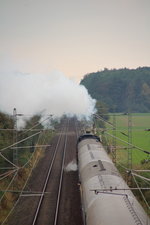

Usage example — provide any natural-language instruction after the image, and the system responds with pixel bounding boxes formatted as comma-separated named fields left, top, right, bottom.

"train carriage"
left=77, top=134, right=150, bottom=225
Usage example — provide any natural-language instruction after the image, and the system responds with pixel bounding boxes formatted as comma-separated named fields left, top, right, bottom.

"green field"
left=106, top=113, right=150, bottom=167
left=103, top=113, right=150, bottom=212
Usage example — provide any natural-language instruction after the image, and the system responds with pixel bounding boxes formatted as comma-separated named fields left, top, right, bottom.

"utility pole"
left=13, top=108, right=18, bottom=166
left=112, top=114, right=116, bottom=164
left=128, top=112, right=132, bottom=169
left=127, top=112, right=132, bottom=184
left=13, top=108, right=23, bottom=166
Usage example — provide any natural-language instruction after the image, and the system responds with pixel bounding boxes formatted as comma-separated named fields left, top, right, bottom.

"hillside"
left=80, top=67, right=150, bottom=112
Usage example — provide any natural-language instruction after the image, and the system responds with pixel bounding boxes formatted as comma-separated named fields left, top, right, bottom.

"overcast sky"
left=0, top=0, right=150, bottom=81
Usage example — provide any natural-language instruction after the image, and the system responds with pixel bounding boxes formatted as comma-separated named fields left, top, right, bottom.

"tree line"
left=80, top=67, right=150, bottom=112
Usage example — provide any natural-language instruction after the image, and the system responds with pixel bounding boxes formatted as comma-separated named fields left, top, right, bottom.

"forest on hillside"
left=80, top=67, right=150, bottom=112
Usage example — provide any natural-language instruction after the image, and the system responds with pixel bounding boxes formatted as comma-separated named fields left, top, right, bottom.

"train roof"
left=77, top=134, right=100, bottom=144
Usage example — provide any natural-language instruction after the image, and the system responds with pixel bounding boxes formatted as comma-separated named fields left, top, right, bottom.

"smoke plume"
left=0, top=69, right=96, bottom=121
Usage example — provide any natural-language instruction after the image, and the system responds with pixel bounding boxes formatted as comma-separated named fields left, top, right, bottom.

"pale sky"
left=0, top=0, right=150, bottom=81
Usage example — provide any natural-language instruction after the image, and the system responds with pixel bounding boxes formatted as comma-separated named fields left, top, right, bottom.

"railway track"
left=5, top=118, right=83, bottom=225
left=55, top=118, right=82, bottom=225
left=32, top=119, right=69, bottom=225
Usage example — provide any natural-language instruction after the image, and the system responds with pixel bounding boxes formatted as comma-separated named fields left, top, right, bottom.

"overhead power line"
left=132, top=174, right=150, bottom=210
left=1, top=130, right=48, bottom=225
left=131, top=172, right=150, bottom=182
left=0, top=131, right=42, bottom=152
left=20, top=115, right=52, bottom=136
left=0, top=169, right=17, bottom=181
left=105, top=132, right=150, bottom=155
left=11, top=145, right=51, bottom=149
left=0, top=128, right=50, bottom=131
left=0, top=152, right=19, bottom=168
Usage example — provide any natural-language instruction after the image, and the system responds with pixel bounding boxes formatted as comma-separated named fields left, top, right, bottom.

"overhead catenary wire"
left=19, top=115, right=52, bottom=136
left=20, top=131, right=46, bottom=169
left=0, top=129, right=46, bottom=182
left=0, top=123, right=51, bottom=172
left=95, top=113, right=150, bottom=155
left=131, top=172, right=150, bottom=182
left=95, top=113, right=148, bottom=155
left=0, top=131, right=42, bottom=152
left=105, top=131, right=150, bottom=155
left=132, top=174, right=150, bottom=210
left=104, top=128, right=150, bottom=132
left=134, top=176, right=150, bottom=187
left=109, top=144, right=150, bottom=191
left=0, top=152, right=19, bottom=168
left=0, top=115, right=54, bottom=224
left=116, top=161, right=129, bottom=171
left=11, top=145, right=51, bottom=149
left=0, top=128, right=50, bottom=131
left=133, top=170, right=150, bottom=172
left=0, top=169, right=17, bottom=181
left=90, top=187, right=150, bottom=192
left=95, top=112, right=150, bottom=209
left=0, top=113, right=52, bottom=133
left=1, top=128, right=49, bottom=225
left=17, top=126, right=50, bottom=170
left=94, top=114, right=114, bottom=127
left=0, top=189, right=52, bottom=194
left=96, top=113, right=150, bottom=176
left=0, top=170, right=19, bottom=203
left=2, top=187, right=150, bottom=195
left=0, top=167, right=15, bottom=170
left=0, top=124, right=48, bottom=179
left=94, top=113, right=150, bottom=117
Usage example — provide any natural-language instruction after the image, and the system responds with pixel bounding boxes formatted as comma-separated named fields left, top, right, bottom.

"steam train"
left=77, top=133, right=149, bottom=225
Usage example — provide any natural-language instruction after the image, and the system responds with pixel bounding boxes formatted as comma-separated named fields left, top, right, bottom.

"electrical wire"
left=0, top=170, right=18, bottom=203
left=11, top=145, right=51, bottom=149
left=0, top=153, right=19, bottom=168
left=131, top=172, right=150, bottom=182
left=96, top=113, right=150, bottom=175
left=105, top=131, right=150, bottom=155
left=1, top=128, right=50, bottom=224
left=0, top=117, right=53, bottom=224
left=20, top=132, right=44, bottom=169
left=19, top=115, right=51, bottom=136
left=132, top=174, right=150, bottom=210
left=94, top=114, right=114, bottom=127
left=0, top=131, right=41, bottom=152
left=0, top=170, right=17, bottom=181
left=95, top=113, right=150, bottom=154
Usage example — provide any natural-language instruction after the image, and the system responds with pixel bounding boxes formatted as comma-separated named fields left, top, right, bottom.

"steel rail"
left=75, top=118, right=81, bottom=140
left=53, top=120, right=69, bottom=225
left=31, top=125, right=66, bottom=225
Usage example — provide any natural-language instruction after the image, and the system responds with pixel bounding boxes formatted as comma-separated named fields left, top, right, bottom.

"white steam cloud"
left=65, top=160, right=78, bottom=172
left=0, top=70, right=96, bottom=120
